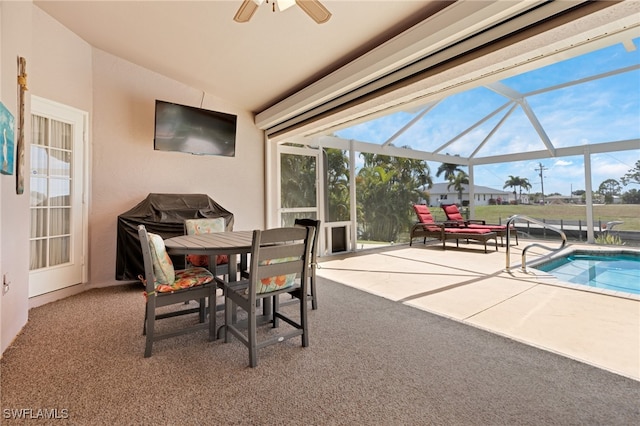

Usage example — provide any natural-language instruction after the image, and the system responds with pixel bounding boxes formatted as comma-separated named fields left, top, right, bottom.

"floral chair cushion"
left=256, top=257, right=298, bottom=294
left=156, top=267, right=213, bottom=293
left=186, top=254, right=229, bottom=267
left=184, top=217, right=226, bottom=235
left=147, top=232, right=213, bottom=292
left=184, top=218, right=229, bottom=267
left=148, top=232, right=175, bottom=285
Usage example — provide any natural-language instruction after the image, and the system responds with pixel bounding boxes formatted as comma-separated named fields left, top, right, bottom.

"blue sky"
left=336, top=37, right=640, bottom=196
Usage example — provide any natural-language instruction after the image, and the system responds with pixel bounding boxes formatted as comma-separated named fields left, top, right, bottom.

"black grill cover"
left=116, top=193, right=234, bottom=280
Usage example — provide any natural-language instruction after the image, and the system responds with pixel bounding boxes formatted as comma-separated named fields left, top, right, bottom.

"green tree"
left=621, top=189, right=640, bottom=204
left=436, top=161, right=464, bottom=181
left=356, top=151, right=431, bottom=242
left=504, top=175, right=519, bottom=198
left=447, top=171, right=469, bottom=203
left=517, top=177, right=532, bottom=202
left=325, top=148, right=350, bottom=222
left=620, top=160, right=640, bottom=186
left=280, top=153, right=316, bottom=208
left=598, top=179, right=622, bottom=204
left=503, top=175, right=530, bottom=203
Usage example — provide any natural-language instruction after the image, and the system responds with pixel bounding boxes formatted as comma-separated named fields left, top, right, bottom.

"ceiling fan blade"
left=234, top=0, right=259, bottom=23
left=295, top=0, right=331, bottom=24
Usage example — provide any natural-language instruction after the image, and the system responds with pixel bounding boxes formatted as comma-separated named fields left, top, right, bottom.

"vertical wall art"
left=0, top=102, right=15, bottom=175
left=16, top=56, right=28, bottom=194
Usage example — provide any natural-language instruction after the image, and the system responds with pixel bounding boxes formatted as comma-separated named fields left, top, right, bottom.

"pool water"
left=535, top=251, right=640, bottom=295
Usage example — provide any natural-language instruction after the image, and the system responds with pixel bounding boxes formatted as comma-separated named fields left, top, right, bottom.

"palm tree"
left=325, top=148, right=350, bottom=222
left=447, top=171, right=469, bottom=203
left=281, top=153, right=316, bottom=208
left=503, top=175, right=520, bottom=202
left=503, top=176, right=531, bottom=204
left=519, top=178, right=532, bottom=202
left=436, top=162, right=464, bottom=181
left=356, top=151, right=431, bottom=241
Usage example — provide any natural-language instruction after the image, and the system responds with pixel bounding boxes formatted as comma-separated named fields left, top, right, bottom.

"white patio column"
left=349, top=139, right=357, bottom=251
left=468, top=165, right=475, bottom=219
left=584, top=148, right=595, bottom=243
left=266, top=134, right=276, bottom=228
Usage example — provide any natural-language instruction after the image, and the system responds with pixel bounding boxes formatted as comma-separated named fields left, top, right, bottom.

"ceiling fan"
left=234, top=0, right=332, bottom=24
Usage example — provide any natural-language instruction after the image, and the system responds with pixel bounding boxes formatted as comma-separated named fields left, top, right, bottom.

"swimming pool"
left=533, top=250, right=640, bottom=296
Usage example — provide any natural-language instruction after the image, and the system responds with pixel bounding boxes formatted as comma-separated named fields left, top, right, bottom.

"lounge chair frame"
left=441, top=204, right=518, bottom=246
left=409, top=222, right=498, bottom=253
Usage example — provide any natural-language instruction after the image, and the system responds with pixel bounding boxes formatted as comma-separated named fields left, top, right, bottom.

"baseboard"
left=28, top=283, right=88, bottom=309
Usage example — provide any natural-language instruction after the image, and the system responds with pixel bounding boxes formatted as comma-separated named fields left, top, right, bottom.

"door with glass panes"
left=29, top=97, right=87, bottom=297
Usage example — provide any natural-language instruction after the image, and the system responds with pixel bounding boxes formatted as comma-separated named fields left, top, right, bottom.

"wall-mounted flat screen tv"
left=154, top=100, right=237, bottom=157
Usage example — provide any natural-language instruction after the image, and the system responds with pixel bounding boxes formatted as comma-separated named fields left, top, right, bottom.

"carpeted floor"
left=1, top=278, right=639, bottom=425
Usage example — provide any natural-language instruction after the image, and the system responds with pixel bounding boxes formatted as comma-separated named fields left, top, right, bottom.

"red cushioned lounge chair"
left=441, top=204, right=518, bottom=247
left=410, top=204, right=498, bottom=253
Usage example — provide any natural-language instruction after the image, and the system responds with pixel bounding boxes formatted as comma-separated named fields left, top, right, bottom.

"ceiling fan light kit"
left=234, top=0, right=331, bottom=24
left=271, top=0, right=297, bottom=12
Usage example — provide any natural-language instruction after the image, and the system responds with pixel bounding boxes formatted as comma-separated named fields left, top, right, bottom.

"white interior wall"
left=0, top=0, right=33, bottom=354
left=89, top=49, right=265, bottom=288
left=1, top=1, right=265, bottom=354
left=25, top=2, right=92, bottom=308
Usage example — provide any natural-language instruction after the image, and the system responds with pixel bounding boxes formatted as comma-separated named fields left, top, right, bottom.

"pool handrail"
left=605, top=220, right=623, bottom=232
left=505, top=214, right=567, bottom=272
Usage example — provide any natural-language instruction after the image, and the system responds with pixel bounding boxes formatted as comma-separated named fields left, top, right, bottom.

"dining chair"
left=138, top=224, right=217, bottom=357
left=282, top=218, right=321, bottom=310
left=184, top=217, right=230, bottom=276
left=215, top=226, right=313, bottom=367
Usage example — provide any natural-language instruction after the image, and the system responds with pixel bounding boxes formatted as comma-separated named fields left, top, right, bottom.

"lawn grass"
left=455, top=204, right=640, bottom=231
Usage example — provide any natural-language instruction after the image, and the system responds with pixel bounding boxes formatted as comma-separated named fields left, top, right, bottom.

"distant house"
left=546, top=194, right=576, bottom=204
left=425, top=183, right=513, bottom=206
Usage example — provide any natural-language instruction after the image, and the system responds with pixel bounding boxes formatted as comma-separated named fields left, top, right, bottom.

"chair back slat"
left=257, top=241, right=307, bottom=262
left=255, top=260, right=305, bottom=280
left=256, top=226, right=309, bottom=244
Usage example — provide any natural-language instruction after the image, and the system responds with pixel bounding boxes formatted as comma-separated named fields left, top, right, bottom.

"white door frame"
left=277, top=144, right=323, bottom=222
left=29, top=96, right=89, bottom=297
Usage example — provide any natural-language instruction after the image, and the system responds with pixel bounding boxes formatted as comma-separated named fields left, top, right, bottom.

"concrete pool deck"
left=316, top=239, right=640, bottom=381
